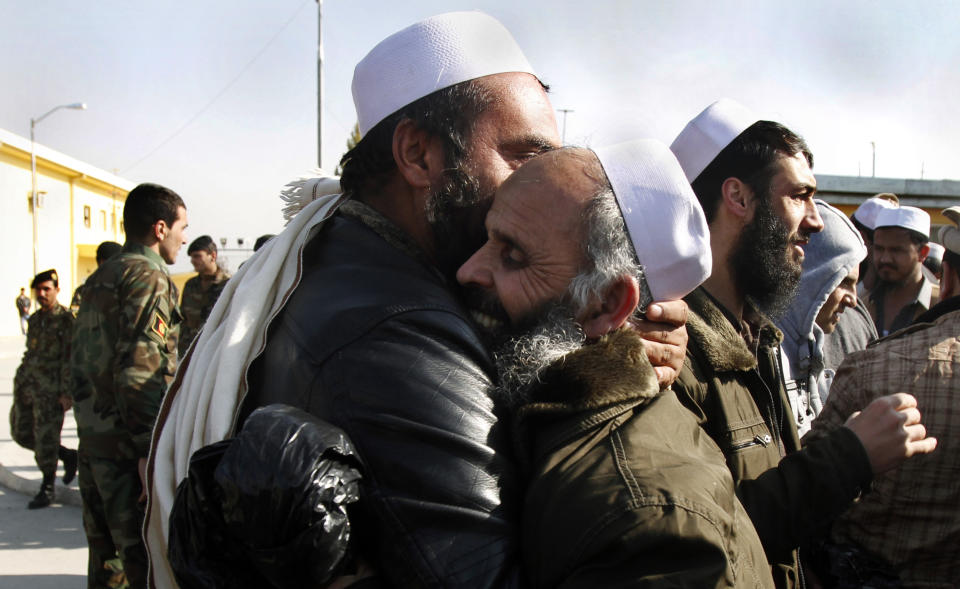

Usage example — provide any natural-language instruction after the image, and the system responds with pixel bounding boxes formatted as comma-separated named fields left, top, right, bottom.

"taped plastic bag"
left=168, top=404, right=363, bottom=588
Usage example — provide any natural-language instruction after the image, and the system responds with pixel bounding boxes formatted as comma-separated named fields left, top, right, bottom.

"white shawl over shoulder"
left=145, top=174, right=344, bottom=589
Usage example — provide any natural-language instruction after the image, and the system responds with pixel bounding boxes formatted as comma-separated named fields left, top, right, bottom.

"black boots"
left=28, top=473, right=55, bottom=509
left=27, top=448, right=77, bottom=509
left=59, top=445, right=78, bottom=484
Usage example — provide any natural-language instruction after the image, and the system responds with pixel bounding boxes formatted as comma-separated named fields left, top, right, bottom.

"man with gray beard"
left=149, top=12, right=691, bottom=588
left=668, top=99, right=937, bottom=589
left=458, top=142, right=774, bottom=588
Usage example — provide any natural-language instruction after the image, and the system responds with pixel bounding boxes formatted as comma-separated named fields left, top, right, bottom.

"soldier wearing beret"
left=72, top=183, right=186, bottom=587
left=11, top=269, right=78, bottom=509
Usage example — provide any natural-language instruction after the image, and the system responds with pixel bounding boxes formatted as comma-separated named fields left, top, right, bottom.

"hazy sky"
left=3, top=1, right=959, bottom=272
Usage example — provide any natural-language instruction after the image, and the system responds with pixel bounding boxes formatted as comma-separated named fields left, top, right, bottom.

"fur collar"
left=517, top=328, right=659, bottom=418
left=685, top=287, right=782, bottom=373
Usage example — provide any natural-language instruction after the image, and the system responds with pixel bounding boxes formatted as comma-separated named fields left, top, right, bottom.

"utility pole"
left=558, top=108, right=574, bottom=145
left=317, top=0, right=324, bottom=169
left=870, top=141, right=876, bottom=177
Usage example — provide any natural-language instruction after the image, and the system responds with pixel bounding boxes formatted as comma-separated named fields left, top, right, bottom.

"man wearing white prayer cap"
left=850, top=193, right=899, bottom=293
left=667, top=99, right=935, bottom=589
left=457, top=142, right=774, bottom=587
left=868, top=205, right=935, bottom=335
left=150, top=11, right=689, bottom=588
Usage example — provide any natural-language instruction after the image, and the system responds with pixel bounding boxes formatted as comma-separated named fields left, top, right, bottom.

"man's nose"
left=456, top=246, right=493, bottom=288
left=845, top=289, right=857, bottom=309
left=802, top=199, right=824, bottom=233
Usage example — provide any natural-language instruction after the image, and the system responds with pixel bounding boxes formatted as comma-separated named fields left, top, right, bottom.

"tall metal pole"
left=30, top=119, right=39, bottom=277
left=871, top=141, right=876, bottom=177
left=558, top=108, right=574, bottom=145
left=29, top=102, right=87, bottom=278
left=317, top=0, right=324, bottom=169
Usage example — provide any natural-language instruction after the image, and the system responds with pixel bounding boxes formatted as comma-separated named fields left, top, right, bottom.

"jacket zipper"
left=729, top=434, right=772, bottom=451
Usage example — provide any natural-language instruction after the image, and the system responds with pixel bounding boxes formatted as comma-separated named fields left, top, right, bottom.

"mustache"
left=460, top=286, right=510, bottom=324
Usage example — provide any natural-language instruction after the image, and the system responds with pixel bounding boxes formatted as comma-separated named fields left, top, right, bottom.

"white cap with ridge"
left=352, top=11, right=536, bottom=137
left=940, top=206, right=960, bottom=255
left=670, top=98, right=758, bottom=182
left=852, top=196, right=898, bottom=230
left=875, top=205, right=930, bottom=238
left=593, top=139, right=712, bottom=303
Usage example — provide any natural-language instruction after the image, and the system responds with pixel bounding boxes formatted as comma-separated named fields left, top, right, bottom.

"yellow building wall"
left=0, top=128, right=133, bottom=335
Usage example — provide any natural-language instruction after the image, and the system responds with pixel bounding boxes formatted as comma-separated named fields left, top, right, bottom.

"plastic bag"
left=168, top=403, right=364, bottom=588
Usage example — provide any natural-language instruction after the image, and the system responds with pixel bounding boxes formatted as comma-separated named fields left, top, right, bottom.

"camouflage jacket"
left=72, top=242, right=182, bottom=459
left=15, top=303, right=74, bottom=400
left=70, top=283, right=85, bottom=314
left=178, top=268, right=229, bottom=356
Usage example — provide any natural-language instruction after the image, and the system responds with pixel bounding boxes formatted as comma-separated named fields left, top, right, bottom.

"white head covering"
left=875, top=205, right=930, bottom=238
left=852, top=196, right=898, bottom=230
left=939, top=206, right=960, bottom=255
left=670, top=98, right=758, bottom=182
left=926, top=242, right=945, bottom=263
left=352, top=11, right=536, bottom=136
left=593, top=139, right=712, bottom=303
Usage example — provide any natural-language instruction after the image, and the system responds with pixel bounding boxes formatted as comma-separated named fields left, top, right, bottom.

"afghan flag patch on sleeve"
left=151, top=313, right=168, bottom=340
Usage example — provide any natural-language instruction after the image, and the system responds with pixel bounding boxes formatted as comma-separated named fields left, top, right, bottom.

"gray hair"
left=567, top=187, right=652, bottom=316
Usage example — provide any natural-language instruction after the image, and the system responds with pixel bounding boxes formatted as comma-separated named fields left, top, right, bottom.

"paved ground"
left=0, top=334, right=87, bottom=587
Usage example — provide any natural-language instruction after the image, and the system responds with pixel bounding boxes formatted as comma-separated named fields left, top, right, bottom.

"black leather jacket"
left=241, top=204, right=522, bottom=588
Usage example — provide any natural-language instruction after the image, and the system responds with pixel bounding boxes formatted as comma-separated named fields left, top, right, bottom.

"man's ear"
left=151, top=219, right=168, bottom=243
left=392, top=119, right=445, bottom=190
left=580, top=275, right=640, bottom=339
left=917, top=243, right=930, bottom=263
left=720, top=177, right=752, bottom=221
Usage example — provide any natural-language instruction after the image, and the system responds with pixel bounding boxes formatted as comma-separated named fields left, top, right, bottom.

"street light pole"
left=30, top=102, right=87, bottom=276
left=557, top=108, right=574, bottom=145
left=317, top=0, right=324, bottom=169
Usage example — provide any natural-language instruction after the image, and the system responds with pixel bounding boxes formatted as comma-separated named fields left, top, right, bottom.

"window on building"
left=83, top=206, right=91, bottom=228
left=100, top=210, right=107, bottom=230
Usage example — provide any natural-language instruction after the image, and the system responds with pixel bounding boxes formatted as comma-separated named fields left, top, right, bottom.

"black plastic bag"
left=168, top=404, right=364, bottom=589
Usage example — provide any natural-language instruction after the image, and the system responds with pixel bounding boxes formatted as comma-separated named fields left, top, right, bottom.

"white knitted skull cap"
left=352, top=11, right=536, bottom=136
left=593, top=139, right=712, bottom=302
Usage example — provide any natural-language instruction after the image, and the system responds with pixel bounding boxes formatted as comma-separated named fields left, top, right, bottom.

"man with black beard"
left=459, top=142, right=775, bottom=588
left=147, top=12, right=689, bottom=588
left=667, top=99, right=936, bottom=589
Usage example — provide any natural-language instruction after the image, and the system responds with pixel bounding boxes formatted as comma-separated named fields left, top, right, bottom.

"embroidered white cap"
left=875, top=205, right=930, bottom=238
left=352, top=11, right=536, bottom=137
left=939, top=206, right=960, bottom=255
left=670, top=98, right=758, bottom=183
left=852, top=196, right=898, bottom=230
left=593, top=139, right=712, bottom=303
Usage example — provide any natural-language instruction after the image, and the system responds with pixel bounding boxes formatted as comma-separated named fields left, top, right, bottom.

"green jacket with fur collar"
left=517, top=328, right=774, bottom=588
left=673, top=287, right=873, bottom=589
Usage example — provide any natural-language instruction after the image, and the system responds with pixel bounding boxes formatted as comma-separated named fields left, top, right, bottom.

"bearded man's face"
left=731, top=152, right=822, bottom=317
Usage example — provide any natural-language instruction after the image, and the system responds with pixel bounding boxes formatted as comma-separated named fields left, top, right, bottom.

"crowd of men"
left=9, top=9, right=959, bottom=589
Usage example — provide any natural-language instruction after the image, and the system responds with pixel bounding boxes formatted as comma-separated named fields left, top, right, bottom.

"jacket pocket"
left=722, top=418, right=778, bottom=481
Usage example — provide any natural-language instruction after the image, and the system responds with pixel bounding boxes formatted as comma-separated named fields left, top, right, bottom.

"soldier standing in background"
left=10, top=269, right=78, bottom=509
left=72, top=183, right=186, bottom=588
left=71, top=241, right=123, bottom=314
left=178, top=235, right=229, bottom=356
left=16, top=287, right=31, bottom=334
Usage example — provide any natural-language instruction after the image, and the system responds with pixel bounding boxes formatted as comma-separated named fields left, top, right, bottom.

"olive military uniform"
left=72, top=243, right=181, bottom=588
left=10, top=301, right=75, bottom=488
left=177, top=267, right=228, bottom=356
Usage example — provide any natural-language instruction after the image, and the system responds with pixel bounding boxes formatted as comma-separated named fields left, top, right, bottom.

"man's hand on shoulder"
left=635, top=300, right=688, bottom=388
left=844, top=393, right=938, bottom=475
